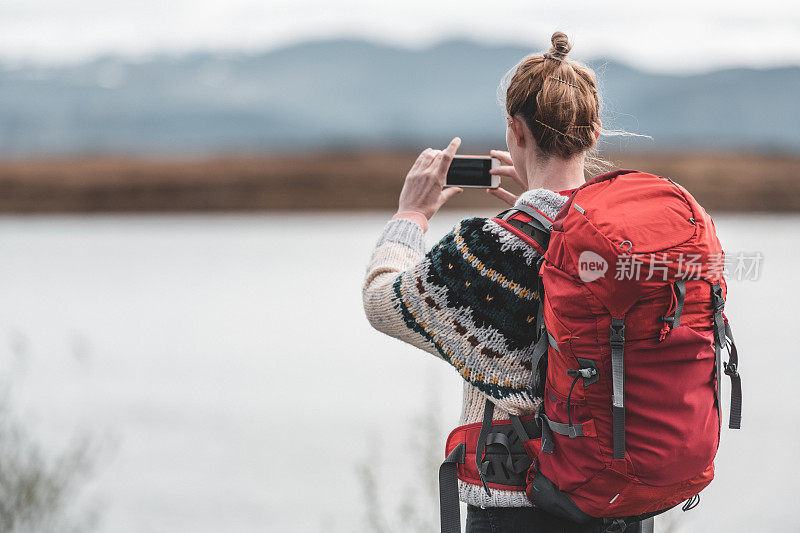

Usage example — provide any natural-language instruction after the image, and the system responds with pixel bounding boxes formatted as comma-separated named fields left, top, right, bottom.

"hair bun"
left=544, top=31, right=572, bottom=61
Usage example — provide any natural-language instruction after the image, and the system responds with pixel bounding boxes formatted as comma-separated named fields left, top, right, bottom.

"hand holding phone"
left=486, top=149, right=528, bottom=206
left=397, top=138, right=464, bottom=220
left=445, top=156, right=500, bottom=189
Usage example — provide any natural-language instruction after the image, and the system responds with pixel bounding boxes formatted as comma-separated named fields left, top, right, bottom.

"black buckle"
left=724, top=361, right=739, bottom=378
left=604, top=518, right=628, bottom=533
left=534, top=402, right=545, bottom=427
left=609, top=321, right=625, bottom=348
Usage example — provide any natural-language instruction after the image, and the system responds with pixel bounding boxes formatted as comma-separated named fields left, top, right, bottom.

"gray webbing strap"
left=547, top=331, right=560, bottom=352
left=710, top=283, right=742, bottom=430
left=509, top=414, right=530, bottom=443
left=641, top=517, right=655, bottom=533
left=535, top=401, right=587, bottom=456
left=439, top=442, right=465, bottom=533
left=610, top=318, right=626, bottom=460
left=711, top=284, right=726, bottom=348
left=509, top=203, right=553, bottom=233
left=672, top=280, right=686, bottom=327
left=499, top=206, right=551, bottom=250
left=475, top=399, right=495, bottom=496
left=539, top=413, right=585, bottom=439
left=714, top=338, right=723, bottom=432
left=531, top=333, right=549, bottom=374
left=535, top=402, right=554, bottom=455
left=530, top=298, right=548, bottom=394
left=497, top=207, right=517, bottom=221
left=724, top=322, right=742, bottom=429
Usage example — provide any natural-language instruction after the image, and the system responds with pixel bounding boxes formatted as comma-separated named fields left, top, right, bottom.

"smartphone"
left=446, top=155, right=500, bottom=189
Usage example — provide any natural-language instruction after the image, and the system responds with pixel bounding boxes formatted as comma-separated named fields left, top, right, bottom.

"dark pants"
left=465, top=505, right=642, bottom=533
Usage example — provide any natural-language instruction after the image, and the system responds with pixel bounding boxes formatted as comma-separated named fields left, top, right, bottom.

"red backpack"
left=439, top=170, right=742, bottom=533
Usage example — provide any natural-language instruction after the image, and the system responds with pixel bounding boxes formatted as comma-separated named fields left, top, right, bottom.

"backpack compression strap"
left=609, top=318, right=627, bottom=461
left=439, top=443, right=465, bottom=533
left=711, top=284, right=742, bottom=429
left=475, top=399, right=496, bottom=495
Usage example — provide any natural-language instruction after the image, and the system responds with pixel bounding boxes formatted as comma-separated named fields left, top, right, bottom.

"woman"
left=362, top=32, right=637, bottom=532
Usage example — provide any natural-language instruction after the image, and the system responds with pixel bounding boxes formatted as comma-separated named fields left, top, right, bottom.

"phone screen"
left=446, top=157, right=493, bottom=187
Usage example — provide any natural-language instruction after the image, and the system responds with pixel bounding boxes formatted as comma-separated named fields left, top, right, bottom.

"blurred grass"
left=0, top=389, right=99, bottom=533
left=0, top=151, right=797, bottom=212
left=356, top=386, right=446, bottom=533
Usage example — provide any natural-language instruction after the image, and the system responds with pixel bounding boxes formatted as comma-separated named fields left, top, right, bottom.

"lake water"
left=0, top=211, right=796, bottom=532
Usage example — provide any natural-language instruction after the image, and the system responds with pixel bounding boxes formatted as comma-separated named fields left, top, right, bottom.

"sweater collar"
left=515, top=188, right=570, bottom=220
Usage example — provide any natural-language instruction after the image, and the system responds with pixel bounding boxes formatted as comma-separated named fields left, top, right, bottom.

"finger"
left=490, top=150, right=513, bottom=166
left=486, top=187, right=518, bottom=206
left=443, top=137, right=461, bottom=158
left=423, top=149, right=444, bottom=171
left=434, top=137, right=462, bottom=176
left=416, top=148, right=434, bottom=165
left=440, top=186, right=463, bottom=203
left=411, top=148, right=436, bottom=173
left=489, top=149, right=512, bottom=166
left=490, top=167, right=526, bottom=190
left=489, top=166, right=518, bottom=179
left=409, top=151, right=428, bottom=174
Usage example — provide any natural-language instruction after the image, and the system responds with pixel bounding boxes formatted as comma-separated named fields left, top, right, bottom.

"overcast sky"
left=2, top=0, right=799, bottom=73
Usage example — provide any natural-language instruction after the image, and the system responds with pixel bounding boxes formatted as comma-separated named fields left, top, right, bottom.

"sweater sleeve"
left=362, top=189, right=569, bottom=414
left=362, top=216, right=543, bottom=413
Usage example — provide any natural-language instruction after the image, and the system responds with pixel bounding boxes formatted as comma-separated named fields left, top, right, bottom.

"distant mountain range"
left=1, top=39, right=798, bottom=157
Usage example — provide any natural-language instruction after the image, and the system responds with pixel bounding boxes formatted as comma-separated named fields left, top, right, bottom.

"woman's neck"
left=525, top=152, right=586, bottom=192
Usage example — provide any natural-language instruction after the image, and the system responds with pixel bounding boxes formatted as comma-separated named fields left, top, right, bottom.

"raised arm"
left=362, top=140, right=568, bottom=414
left=363, top=213, right=544, bottom=414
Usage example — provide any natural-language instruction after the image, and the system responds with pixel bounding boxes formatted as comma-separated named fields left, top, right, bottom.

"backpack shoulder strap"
left=494, top=205, right=552, bottom=253
left=494, top=205, right=553, bottom=396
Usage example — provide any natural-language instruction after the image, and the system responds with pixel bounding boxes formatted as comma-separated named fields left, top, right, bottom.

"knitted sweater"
left=362, top=188, right=570, bottom=509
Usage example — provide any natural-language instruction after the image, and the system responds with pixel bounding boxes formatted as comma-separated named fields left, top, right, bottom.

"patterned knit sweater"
left=362, top=188, right=570, bottom=509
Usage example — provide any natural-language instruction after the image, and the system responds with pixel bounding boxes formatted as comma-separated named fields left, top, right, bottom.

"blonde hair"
left=499, top=31, right=611, bottom=175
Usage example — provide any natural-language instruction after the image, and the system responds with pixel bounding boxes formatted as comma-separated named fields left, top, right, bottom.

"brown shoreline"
left=0, top=151, right=797, bottom=213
